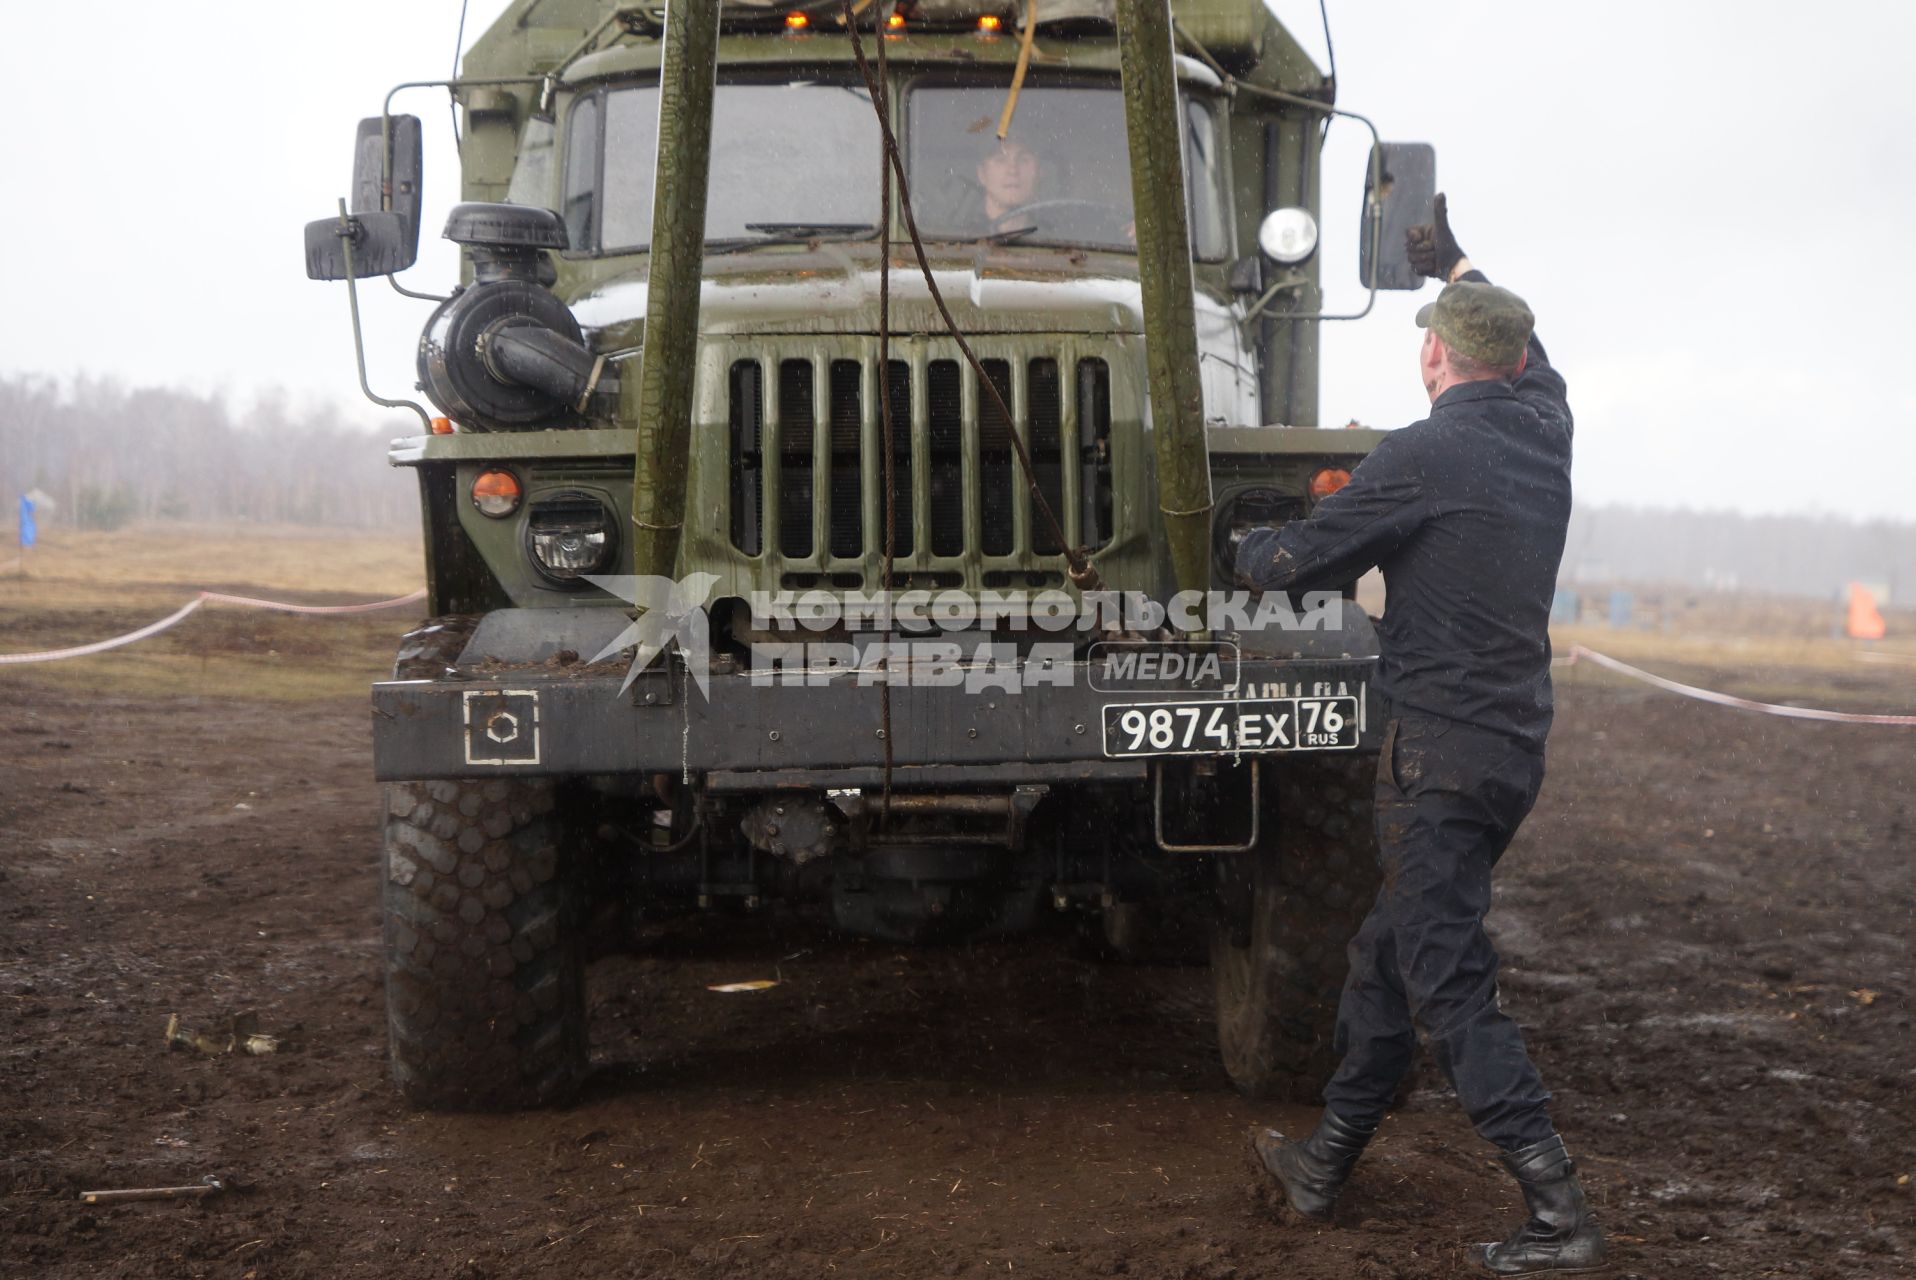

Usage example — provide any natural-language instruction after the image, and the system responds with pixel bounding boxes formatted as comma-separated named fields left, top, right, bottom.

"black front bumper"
left=370, top=656, right=1383, bottom=782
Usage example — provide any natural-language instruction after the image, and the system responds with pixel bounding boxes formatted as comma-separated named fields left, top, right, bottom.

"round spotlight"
left=1257, top=207, right=1319, bottom=265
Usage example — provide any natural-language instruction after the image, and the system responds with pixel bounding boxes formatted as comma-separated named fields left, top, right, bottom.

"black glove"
left=1405, top=192, right=1466, bottom=281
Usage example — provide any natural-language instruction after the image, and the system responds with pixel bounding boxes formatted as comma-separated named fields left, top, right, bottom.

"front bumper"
left=370, top=655, right=1384, bottom=783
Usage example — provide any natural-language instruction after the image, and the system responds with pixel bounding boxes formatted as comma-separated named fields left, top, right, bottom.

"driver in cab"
left=977, top=137, right=1042, bottom=232
left=952, top=133, right=1133, bottom=244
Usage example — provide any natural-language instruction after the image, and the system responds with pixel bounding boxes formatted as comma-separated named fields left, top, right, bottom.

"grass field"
left=0, top=523, right=423, bottom=700
left=3, top=523, right=1911, bottom=712
left=1551, top=623, right=1916, bottom=712
left=3, top=522, right=422, bottom=598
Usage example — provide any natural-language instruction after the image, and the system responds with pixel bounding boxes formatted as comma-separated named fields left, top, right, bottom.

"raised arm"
left=1409, top=195, right=1571, bottom=439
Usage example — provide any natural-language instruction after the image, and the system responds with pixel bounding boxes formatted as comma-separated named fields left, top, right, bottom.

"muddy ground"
left=2, top=654, right=1912, bottom=1278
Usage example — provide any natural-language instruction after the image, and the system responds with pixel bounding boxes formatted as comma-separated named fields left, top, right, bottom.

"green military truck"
left=305, top=0, right=1434, bottom=1110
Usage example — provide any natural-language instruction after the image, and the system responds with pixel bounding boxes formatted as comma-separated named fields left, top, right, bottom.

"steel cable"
left=875, top=2, right=897, bottom=819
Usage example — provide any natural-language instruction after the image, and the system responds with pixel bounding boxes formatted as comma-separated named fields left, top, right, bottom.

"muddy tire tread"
left=382, top=776, right=586, bottom=1110
left=1213, top=755, right=1381, bottom=1102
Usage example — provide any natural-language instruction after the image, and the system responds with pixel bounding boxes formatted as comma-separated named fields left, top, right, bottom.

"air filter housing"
left=418, top=203, right=614, bottom=431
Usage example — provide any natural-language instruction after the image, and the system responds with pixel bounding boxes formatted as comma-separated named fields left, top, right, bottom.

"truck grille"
left=726, top=347, right=1114, bottom=582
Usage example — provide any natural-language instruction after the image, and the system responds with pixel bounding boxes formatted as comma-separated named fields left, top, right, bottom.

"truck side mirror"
left=350, top=114, right=424, bottom=273
left=1358, top=142, right=1435, bottom=291
left=303, top=210, right=417, bottom=281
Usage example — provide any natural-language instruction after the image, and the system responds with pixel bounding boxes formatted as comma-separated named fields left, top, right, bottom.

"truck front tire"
left=1211, top=756, right=1380, bottom=1101
left=381, top=777, right=587, bottom=1110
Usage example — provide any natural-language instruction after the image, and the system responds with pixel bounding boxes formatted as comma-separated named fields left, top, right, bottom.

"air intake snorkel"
left=417, top=203, right=617, bottom=431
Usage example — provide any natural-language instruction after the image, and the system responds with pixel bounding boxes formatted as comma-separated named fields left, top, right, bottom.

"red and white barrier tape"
left=1558, top=643, right=1916, bottom=726
left=0, top=588, right=427, bottom=666
left=195, top=589, right=427, bottom=616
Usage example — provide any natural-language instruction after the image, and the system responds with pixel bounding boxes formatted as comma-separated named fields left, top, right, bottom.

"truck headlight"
left=525, top=492, right=616, bottom=583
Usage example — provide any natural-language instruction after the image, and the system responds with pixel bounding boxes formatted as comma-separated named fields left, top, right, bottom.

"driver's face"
left=977, top=139, right=1040, bottom=213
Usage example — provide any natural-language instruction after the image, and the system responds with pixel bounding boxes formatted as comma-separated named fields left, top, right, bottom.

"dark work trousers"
left=1320, top=711, right=1556, bottom=1152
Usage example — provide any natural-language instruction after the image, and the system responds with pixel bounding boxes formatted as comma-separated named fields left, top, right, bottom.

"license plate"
left=1101, top=696, right=1360, bottom=757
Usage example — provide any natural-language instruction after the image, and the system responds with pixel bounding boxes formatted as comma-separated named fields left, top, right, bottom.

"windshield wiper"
left=704, top=223, right=879, bottom=253
left=742, top=221, right=877, bottom=239
left=981, top=224, right=1040, bottom=244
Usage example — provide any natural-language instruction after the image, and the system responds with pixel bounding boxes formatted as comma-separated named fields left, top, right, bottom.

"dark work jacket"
left=1234, top=271, right=1573, bottom=751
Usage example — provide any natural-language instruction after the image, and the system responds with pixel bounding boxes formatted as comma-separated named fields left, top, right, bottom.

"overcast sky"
left=2, top=2, right=1911, bottom=520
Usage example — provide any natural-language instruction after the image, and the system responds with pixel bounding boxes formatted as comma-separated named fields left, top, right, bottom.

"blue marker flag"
left=18, top=495, right=34, bottom=548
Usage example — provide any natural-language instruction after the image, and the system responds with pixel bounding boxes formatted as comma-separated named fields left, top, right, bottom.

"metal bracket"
left=1007, top=784, right=1048, bottom=850
left=627, top=659, right=677, bottom=707
left=331, top=200, right=432, bottom=430
left=1153, top=759, right=1260, bottom=853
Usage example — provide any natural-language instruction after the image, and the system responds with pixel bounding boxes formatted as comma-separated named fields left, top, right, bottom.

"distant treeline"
left=4, top=373, right=1910, bottom=600
left=0, top=374, right=417, bottom=530
left=1564, top=506, right=1913, bottom=603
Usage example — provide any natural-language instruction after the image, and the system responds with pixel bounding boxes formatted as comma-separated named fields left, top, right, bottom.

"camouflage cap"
left=1414, top=281, right=1534, bottom=369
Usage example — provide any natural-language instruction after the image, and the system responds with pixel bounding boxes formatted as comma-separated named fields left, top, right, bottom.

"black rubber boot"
left=1481, top=1135, right=1610, bottom=1275
left=1249, top=1111, right=1377, bottom=1220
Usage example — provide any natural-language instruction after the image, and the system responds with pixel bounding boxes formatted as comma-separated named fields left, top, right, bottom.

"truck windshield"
left=567, top=77, right=1227, bottom=259
left=586, top=81, right=884, bottom=252
left=906, top=83, right=1228, bottom=259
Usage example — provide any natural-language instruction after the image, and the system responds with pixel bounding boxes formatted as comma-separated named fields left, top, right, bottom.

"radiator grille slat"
left=977, top=359, right=1016, bottom=556
left=883, top=360, right=914, bottom=559
left=927, top=360, right=965, bottom=558
left=1028, top=358, right=1064, bottom=555
left=777, top=359, right=815, bottom=558
left=828, top=359, right=863, bottom=558
left=727, top=350, right=1114, bottom=570
left=1078, top=357, right=1113, bottom=552
left=728, top=361, right=763, bottom=556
